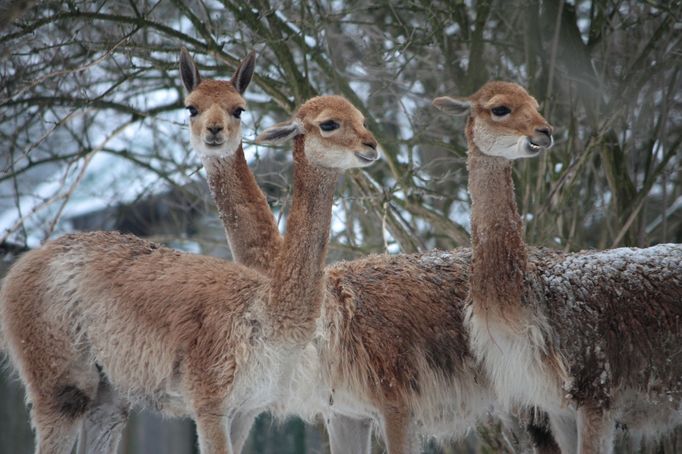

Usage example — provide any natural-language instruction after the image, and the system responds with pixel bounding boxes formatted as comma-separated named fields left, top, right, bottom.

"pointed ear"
left=180, top=47, right=201, bottom=93
left=255, top=119, right=304, bottom=145
left=231, top=51, right=256, bottom=95
left=432, top=96, right=471, bottom=116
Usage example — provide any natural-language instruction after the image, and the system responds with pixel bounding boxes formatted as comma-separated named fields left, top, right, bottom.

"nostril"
left=363, top=141, right=377, bottom=150
left=208, top=126, right=223, bottom=135
left=536, top=127, right=552, bottom=137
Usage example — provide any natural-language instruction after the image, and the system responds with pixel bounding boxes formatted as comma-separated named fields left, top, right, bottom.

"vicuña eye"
left=186, top=106, right=198, bottom=117
left=491, top=106, right=511, bottom=116
left=319, top=120, right=340, bottom=132
left=233, top=107, right=245, bottom=119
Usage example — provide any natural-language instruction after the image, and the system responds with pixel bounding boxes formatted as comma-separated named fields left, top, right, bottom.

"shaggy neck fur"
left=268, top=135, right=339, bottom=344
left=202, top=143, right=283, bottom=276
left=467, top=120, right=528, bottom=322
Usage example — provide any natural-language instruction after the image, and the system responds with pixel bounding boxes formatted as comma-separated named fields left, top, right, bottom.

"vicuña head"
left=433, top=81, right=553, bottom=159
left=179, top=47, right=255, bottom=158
left=255, top=95, right=380, bottom=169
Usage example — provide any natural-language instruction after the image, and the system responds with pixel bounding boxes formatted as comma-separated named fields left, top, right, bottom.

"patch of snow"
left=418, top=250, right=456, bottom=266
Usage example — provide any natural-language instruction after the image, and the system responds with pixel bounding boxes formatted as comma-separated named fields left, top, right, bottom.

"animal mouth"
left=527, top=140, right=543, bottom=153
left=526, top=136, right=553, bottom=154
left=354, top=151, right=378, bottom=163
left=526, top=134, right=553, bottom=154
left=204, top=139, right=225, bottom=147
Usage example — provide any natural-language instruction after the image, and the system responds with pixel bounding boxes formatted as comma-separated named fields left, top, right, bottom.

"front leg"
left=381, top=404, right=419, bottom=454
left=577, top=405, right=614, bottom=454
left=230, top=409, right=261, bottom=453
left=326, top=413, right=373, bottom=454
left=196, top=410, right=232, bottom=454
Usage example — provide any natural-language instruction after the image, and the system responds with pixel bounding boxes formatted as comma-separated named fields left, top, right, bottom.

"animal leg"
left=32, top=399, right=83, bottom=454
left=381, top=406, right=419, bottom=454
left=509, top=408, right=560, bottom=454
left=230, top=409, right=260, bottom=453
left=5, top=308, right=98, bottom=453
left=28, top=366, right=98, bottom=454
left=577, top=405, right=614, bottom=454
left=77, top=382, right=129, bottom=454
left=196, top=410, right=232, bottom=454
left=326, top=413, right=372, bottom=454
left=548, top=412, right=578, bottom=454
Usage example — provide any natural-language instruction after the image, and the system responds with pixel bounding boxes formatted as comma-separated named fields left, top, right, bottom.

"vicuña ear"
left=180, top=47, right=201, bottom=93
left=231, top=51, right=256, bottom=95
left=432, top=96, right=471, bottom=116
left=255, top=119, right=304, bottom=145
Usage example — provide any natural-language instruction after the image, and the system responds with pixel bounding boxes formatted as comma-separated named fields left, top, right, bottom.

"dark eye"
left=233, top=107, right=245, bottom=119
left=186, top=106, right=198, bottom=117
left=319, top=120, right=340, bottom=132
left=491, top=106, right=511, bottom=116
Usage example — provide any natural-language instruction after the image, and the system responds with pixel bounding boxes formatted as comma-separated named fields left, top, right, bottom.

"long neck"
left=202, top=143, right=283, bottom=276
left=468, top=141, right=528, bottom=320
left=268, top=135, right=339, bottom=344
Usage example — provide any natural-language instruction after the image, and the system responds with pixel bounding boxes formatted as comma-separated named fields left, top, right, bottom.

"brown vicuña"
left=434, top=81, right=682, bottom=453
left=0, top=76, right=379, bottom=453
